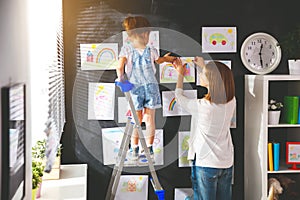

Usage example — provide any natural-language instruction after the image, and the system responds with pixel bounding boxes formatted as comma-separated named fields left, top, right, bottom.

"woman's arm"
left=116, top=57, right=127, bottom=81
left=173, top=57, right=185, bottom=89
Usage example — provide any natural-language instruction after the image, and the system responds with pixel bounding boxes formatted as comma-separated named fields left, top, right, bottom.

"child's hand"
left=173, top=57, right=186, bottom=75
left=163, top=52, right=176, bottom=63
left=193, top=56, right=205, bottom=68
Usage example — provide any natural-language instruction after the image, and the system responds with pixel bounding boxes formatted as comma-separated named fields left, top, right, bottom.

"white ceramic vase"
left=268, top=110, right=281, bottom=125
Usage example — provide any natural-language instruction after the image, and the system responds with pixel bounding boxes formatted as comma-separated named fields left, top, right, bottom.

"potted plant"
left=281, top=25, right=300, bottom=74
left=32, top=139, right=62, bottom=180
left=268, top=99, right=283, bottom=125
left=32, top=160, right=44, bottom=200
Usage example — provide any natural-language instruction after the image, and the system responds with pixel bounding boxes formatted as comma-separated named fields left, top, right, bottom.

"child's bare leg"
left=131, top=110, right=143, bottom=146
left=143, top=108, right=155, bottom=146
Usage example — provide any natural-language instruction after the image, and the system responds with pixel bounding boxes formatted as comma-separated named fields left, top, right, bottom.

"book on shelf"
left=268, top=142, right=280, bottom=171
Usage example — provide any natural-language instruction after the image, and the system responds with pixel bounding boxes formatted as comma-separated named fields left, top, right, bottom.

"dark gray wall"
left=62, top=0, right=300, bottom=199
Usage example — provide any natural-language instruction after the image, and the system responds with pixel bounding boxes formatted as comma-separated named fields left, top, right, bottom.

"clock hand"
left=259, top=44, right=263, bottom=67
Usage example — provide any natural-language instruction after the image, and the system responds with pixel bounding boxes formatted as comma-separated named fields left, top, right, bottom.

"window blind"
left=44, top=0, right=65, bottom=172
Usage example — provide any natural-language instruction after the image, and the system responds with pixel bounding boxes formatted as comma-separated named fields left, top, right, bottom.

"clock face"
left=241, top=33, right=281, bottom=74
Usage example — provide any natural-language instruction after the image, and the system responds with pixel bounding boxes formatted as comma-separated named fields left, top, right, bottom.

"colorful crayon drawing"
left=174, top=188, right=193, bottom=200
left=160, top=57, right=195, bottom=83
left=115, top=175, right=148, bottom=200
left=80, top=43, right=118, bottom=70
left=178, top=131, right=192, bottom=167
left=102, top=128, right=164, bottom=166
left=162, top=90, right=197, bottom=117
left=202, top=27, right=237, bottom=53
left=122, top=31, right=160, bottom=54
left=88, top=82, right=115, bottom=120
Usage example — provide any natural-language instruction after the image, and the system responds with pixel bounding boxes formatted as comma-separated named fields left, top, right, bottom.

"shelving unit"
left=244, top=75, right=300, bottom=200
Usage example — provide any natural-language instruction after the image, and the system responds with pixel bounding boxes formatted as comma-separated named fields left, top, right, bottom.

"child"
left=116, top=16, right=175, bottom=160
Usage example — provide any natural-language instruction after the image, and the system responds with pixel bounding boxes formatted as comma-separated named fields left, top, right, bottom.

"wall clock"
left=240, top=32, right=281, bottom=74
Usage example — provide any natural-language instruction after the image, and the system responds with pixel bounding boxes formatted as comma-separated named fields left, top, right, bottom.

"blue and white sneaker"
left=128, top=146, right=139, bottom=161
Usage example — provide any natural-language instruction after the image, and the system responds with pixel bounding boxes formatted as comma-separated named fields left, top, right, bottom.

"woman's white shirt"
left=175, top=88, right=236, bottom=168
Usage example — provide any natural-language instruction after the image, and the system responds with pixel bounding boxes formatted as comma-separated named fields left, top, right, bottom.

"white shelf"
left=244, top=75, right=300, bottom=200
left=268, top=124, right=300, bottom=128
left=39, top=164, right=87, bottom=200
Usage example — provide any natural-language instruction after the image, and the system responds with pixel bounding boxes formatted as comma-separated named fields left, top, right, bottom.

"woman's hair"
left=122, top=16, right=151, bottom=37
left=204, top=61, right=235, bottom=104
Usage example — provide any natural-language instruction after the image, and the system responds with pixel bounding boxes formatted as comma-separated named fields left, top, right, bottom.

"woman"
left=173, top=57, right=236, bottom=200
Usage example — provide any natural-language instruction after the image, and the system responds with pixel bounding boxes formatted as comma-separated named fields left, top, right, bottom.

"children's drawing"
left=162, top=90, right=197, bottom=117
left=174, top=188, right=193, bottom=200
left=88, top=82, right=115, bottom=120
left=160, top=57, right=195, bottom=83
left=115, top=175, right=148, bottom=200
left=122, top=31, right=160, bottom=54
left=196, top=60, right=231, bottom=85
left=80, top=43, right=118, bottom=70
left=102, top=128, right=164, bottom=166
left=102, top=127, right=125, bottom=165
left=202, top=27, right=237, bottom=53
left=178, top=131, right=192, bottom=167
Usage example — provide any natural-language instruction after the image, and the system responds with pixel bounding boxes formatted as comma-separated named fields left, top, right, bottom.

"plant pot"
left=32, top=188, right=38, bottom=200
left=36, top=182, right=42, bottom=198
left=288, top=59, right=300, bottom=75
left=268, top=110, right=281, bottom=125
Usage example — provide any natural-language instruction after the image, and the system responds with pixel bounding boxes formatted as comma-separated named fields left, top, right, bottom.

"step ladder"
left=105, top=80, right=165, bottom=200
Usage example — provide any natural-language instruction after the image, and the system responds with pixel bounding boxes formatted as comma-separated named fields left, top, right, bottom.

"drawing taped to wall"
left=178, top=131, right=192, bottom=167
left=174, top=188, right=193, bottom=200
left=162, top=90, right=197, bottom=117
left=80, top=43, right=118, bottom=70
left=160, top=57, right=195, bottom=83
left=115, top=175, right=148, bottom=200
left=202, top=27, right=237, bottom=53
left=88, top=82, right=115, bottom=120
left=122, top=31, right=160, bottom=54
left=102, top=128, right=164, bottom=166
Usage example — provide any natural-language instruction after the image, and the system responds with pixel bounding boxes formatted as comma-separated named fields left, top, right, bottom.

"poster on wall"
left=115, top=175, right=148, bottom=200
left=102, top=128, right=164, bottom=166
left=118, top=97, right=129, bottom=123
left=88, top=82, right=115, bottom=120
left=202, top=27, right=237, bottom=53
left=159, top=57, right=195, bottom=83
left=178, top=131, right=192, bottom=167
left=174, top=188, right=193, bottom=200
left=80, top=43, right=118, bottom=70
left=122, top=31, right=160, bottom=54
left=162, top=90, right=197, bottom=117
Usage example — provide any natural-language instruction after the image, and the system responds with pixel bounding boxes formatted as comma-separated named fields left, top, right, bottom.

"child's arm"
left=155, top=52, right=176, bottom=64
left=116, top=57, right=127, bottom=81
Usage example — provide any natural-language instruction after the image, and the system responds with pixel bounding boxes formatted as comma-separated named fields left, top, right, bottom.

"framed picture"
left=286, top=142, right=300, bottom=170
left=1, top=83, right=26, bottom=200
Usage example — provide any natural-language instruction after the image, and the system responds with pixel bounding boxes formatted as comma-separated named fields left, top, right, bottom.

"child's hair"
left=122, top=16, right=151, bottom=37
left=204, top=61, right=235, bottom=104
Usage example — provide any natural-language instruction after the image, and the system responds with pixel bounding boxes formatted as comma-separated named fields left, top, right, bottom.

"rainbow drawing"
left=160, top=63, right=176, bottom=80
left=169, top=97, right=176, bottom=111
left=96, top=48, right=117, bottom=63
left=80, top=43, right=118, bottom=70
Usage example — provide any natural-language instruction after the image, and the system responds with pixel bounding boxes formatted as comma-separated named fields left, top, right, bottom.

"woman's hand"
left=193, top=56, right=205, bottom=68
left=173, top=57, right=186, bottom=75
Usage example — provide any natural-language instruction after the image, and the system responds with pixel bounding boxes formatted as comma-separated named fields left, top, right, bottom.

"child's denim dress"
left=128, top=46, right=161, bottom=111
